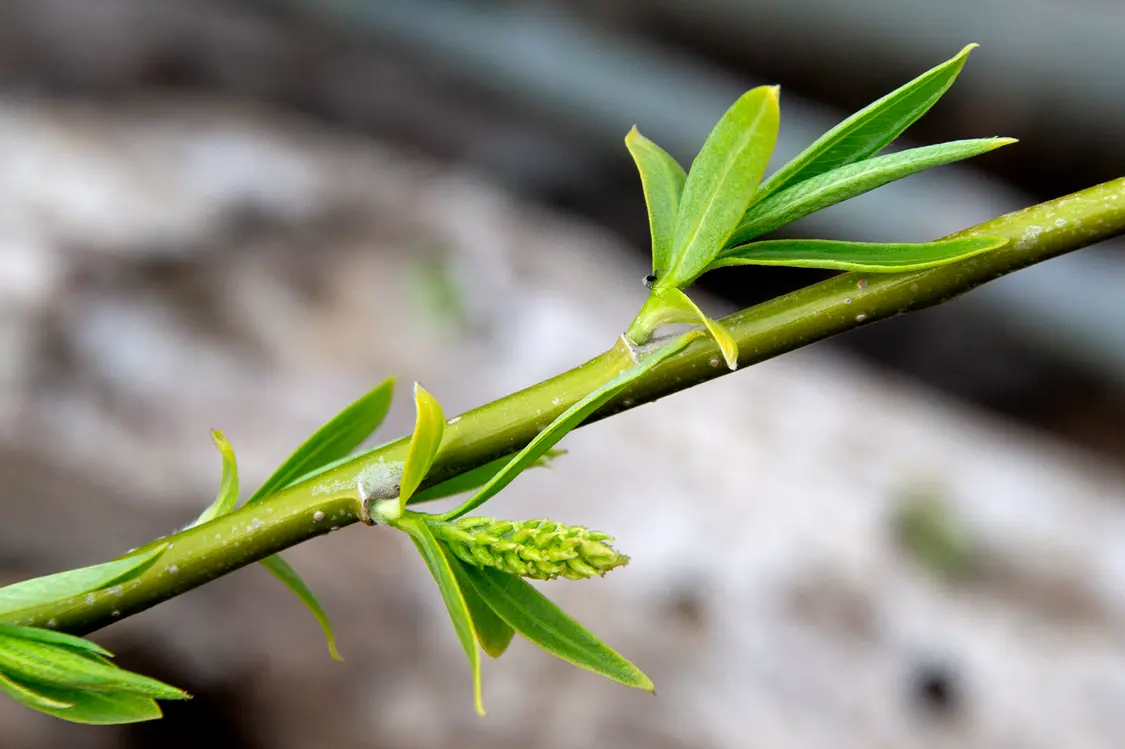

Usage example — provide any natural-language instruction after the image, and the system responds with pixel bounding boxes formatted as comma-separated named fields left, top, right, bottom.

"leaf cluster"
left=190, top=377, right=397, bottom=661
left=372, top=332, right=700, bottom=714
left=0, top=547, right=186, bottom=723
left=626, top=44, right=1013, bottom=367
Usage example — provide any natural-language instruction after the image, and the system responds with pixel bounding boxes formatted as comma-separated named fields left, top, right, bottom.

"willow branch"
left=7, top=176, right=1124, bottom=636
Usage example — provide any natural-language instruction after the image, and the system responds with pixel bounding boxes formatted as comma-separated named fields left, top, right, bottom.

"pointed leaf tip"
left=625, top=126, right=687, bottom=277
left=459, top=564, right=654, bottom=692
left=398, top=383, right=446, bottom=510
left=0, top=544, right=168, bottom=617
left=260, top=554, right=342, bottom=661
left=662, top=85, right=780, bottom=288
left=249, top=377, right=395, bottom=501
left=409, top=449, right=566, bottom=505
left=704, top=317, right=738, bottom=371
left=755, top=45, right=981, bottom=203
left=240, top=378, right=392, bottom=661
left=712, top=236, right=1009, bottom=273
left=0, top=671, right=168, bottom=724
left=192, top=430, right=240, bottom=527
left=439, top=332, right=699, bottom=521
left=728, top=138, right=1017, bottom=246
left=0, top=633, right=188, bottom=701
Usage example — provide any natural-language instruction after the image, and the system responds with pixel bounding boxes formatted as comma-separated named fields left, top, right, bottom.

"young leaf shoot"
left=661, top=86, right=780, bottom=290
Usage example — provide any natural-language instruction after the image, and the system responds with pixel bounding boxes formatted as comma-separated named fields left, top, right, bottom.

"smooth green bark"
left=6, top=176, right=1124, bottom=636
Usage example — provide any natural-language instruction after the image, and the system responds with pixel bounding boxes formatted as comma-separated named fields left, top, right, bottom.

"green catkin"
left=429, top=517, right=629, bottom=580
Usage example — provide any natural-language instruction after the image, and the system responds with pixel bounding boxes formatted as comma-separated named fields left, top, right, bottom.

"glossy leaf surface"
left=712, top=236, right=1008, bottom=272
left=0, top=545, right=168, bottom=617
left=398, top=384, right=445, bottom=509
left=459, top=564, right=653, bottom=691
left=248, top=378, right=395, bottom=503
left=241, top=378, right=392, bottom=657
left=438, top=331, right=701, bottom=521
left=625, top=127, right=687, bottom=277
left=192, top=430, right=240, bottom=527
left=409, top=450, right=565, bottom=505
left=400, top=516, right=484, bottom=715
left=0, top=624, right=111, bottom=657
left=0, top=673, right=164, bottom=724
left=0, top=635, right=186, bottom=699
left=756, top=44, right=978, bottom=200
left=260, top=554, right=341, bottom=661
left=728, top=138, right=1016, bottom=246
left=662, top=86, right=780, bottom=288
left=446, top=547, right=515, bottom=658
left=638, top=288, right=739, bottom=370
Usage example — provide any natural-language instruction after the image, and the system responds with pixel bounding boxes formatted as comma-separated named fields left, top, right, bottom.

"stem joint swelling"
left=356, top=476, right=401, bottom=526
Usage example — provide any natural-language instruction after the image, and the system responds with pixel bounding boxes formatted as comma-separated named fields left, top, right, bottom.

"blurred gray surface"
left=2, top=0, right=1124, bottom=390
left=283, top=0, right=1125, bottom=388
left=1, top=97, right=1125, bottom=748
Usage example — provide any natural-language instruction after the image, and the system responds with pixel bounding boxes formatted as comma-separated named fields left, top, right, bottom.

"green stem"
left=8, top=177, right=1125, bottom=636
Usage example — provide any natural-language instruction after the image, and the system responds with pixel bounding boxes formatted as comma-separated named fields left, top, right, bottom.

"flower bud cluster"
left=431, top=517, right=628, bottom=580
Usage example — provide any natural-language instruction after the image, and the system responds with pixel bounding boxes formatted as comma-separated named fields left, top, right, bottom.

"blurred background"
left=1, top=0, right=1124, bottom=746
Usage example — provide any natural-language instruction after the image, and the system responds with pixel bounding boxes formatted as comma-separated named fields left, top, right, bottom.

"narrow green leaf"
left=757, top=43, right=978, bottom=201
left=192, top=430, right=240, bottom=527
left=259, top=554, right=341, bottom=661
left=0, top=670, right=74, bottom=710
left=247, top=377, right=395, bottom=504
left=0, top=635, right=187, bottom=700
left=727, top=138, right=1017, bottom=246
left=278, top=438, right=395, bottom=492
left=711, top=236, right=1008, bottom=272
left=398, top=384, right=446, bottom=509
left=662, top=86, right=779, bottom=289
left=625, top=127, right=688, bottom=277
left=0, top=544, right=168, bottom=617
left=34, top=686, right=165, bottom=725
left=399, top=516, right=484, bottom=716
left=445, top=545, right=515, bottom=658
left=691, top=312, right=739, bottom=372
left=0, top=673, right=165, bottom=724
left=438, top=330, right=702, bottom=521
left=253, top=555, right=334, bottom=659
left=459, top=564, right=653, bottom=691
left=0, top=624, right=112, bottom=658
left=408, top=449, right=566, bottom=505
left=240, top=379, right=392, bottom=662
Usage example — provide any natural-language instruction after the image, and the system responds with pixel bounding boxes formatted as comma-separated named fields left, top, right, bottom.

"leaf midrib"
left=668, top=99, right=772, bottom=280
